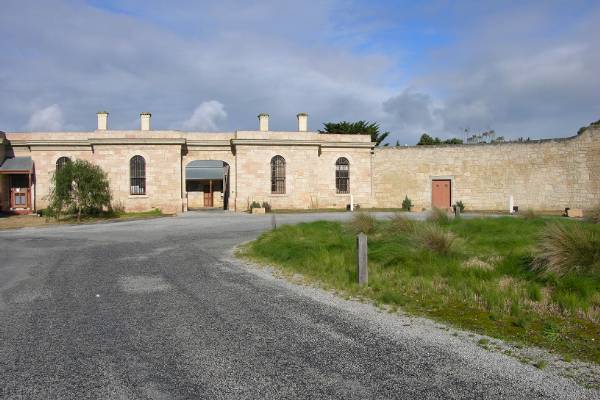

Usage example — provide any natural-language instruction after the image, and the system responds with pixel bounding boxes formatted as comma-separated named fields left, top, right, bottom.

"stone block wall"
left=373, top=127, right=599, bottom=211
left=0, top=132, right=7, bottom=211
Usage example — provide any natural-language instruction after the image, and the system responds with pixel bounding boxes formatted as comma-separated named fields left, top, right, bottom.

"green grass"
left=240, top=216, right=600, bottom=364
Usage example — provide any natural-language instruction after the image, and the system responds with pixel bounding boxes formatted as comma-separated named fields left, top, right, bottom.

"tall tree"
left=319, top=121, right=390, bottom=146
left=48, top=159, right=112, bottom=221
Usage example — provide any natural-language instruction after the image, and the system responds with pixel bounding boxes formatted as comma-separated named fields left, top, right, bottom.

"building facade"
left=0, top=112, right=598, bottom=214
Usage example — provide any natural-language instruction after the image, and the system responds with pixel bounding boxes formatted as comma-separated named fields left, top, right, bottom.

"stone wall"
left=0, top=132, right=7, bottom=211
left=373, top=127, right=600, bottom=211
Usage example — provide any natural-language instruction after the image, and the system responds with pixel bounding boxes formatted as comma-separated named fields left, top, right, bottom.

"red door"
left=432, top=180, right=451, bottom=209
left=203, top=191, right=213, bottom=207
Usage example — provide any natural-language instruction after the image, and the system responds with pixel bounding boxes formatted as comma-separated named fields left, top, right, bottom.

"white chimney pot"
left=297, top=113, right=308, bottom=132
left=97, top=111, right=108, bottom=130
left=140, top=112, right=151, bottom=131
left=258, top=113, right=269, bottom=132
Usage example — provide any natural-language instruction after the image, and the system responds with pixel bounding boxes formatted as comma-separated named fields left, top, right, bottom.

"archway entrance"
left=185, top=160, right=230, bottom=210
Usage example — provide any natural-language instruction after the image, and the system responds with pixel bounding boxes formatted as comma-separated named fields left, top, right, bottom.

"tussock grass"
left=585, top=204, right=600, bottom=224
left=427, top=207, right=451, bottom=225
left=520, top=209, right=538, bottom=220
left=533, top=222, right=600, bottom=276
left=416, top=224, right=457, bottom=255
left=348, top=212, right=377, bottom=235
left=243, top=216, right=600, bottom=364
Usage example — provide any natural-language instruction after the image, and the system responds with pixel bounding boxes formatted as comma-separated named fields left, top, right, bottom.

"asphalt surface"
left=0, top=212, right=598, bottom=399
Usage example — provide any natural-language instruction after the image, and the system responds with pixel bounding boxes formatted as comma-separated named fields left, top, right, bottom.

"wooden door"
left=432, top=179, right=451, bottom=209
left=10, top=188, right=29, bottom=209
left=203, top=191, right=213, bottom=207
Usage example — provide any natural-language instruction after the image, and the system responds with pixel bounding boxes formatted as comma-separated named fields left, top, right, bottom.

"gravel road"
left=0, top=211, right=598, bottom=399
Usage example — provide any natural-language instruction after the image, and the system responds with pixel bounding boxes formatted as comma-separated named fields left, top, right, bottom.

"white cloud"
left=26, top=104, right=64, bottom=131
left=182, top=101, right=227, bottom=131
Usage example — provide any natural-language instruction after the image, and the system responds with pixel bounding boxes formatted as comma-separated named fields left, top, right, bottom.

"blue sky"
left=1, top=0, right=598, bottom=144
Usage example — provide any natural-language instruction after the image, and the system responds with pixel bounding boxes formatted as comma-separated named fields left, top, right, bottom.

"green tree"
left=319, top=121, right=390, bottom=146
left=417, top=133, right=463, bottom=145
left=48, top=159, right=112, bottom=221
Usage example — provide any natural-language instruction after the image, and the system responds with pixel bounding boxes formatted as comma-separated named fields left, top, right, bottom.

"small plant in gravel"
left=532, top=222, right=600, bottom=276
left=454, top=200, right=465, bottom=213
left=534, top=359, right=548, bottom=369
left=416, top=223, right=457, bottom=255
left=427, top=207, right=451, bottom=225
left=401, top=195, right=412, bottom=211
left=348, top=212, right=377, bottom=234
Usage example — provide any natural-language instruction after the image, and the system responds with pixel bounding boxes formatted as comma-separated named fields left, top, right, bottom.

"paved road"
left=0, top=212, right=597, bottom=399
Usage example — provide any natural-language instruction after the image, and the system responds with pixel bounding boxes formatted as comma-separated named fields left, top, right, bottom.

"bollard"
left=356, top=233, right=368, bottom=286
left=271, top=214, right=277, bottom=230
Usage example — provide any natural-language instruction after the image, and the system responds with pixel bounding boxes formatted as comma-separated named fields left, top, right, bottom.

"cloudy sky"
left=1, top=0, right=598, bottom=144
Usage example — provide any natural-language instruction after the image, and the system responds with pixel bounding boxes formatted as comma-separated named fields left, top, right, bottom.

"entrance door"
left=432, top=179, right=451, bottom=209
left=203, top=191, right=213, bottom=207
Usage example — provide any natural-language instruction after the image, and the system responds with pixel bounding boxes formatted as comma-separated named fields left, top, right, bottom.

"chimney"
left=97, top=111, right=108, bottom=130
left=140, top=112, right=151, bottom=131
left=297, top=112, right=308, bottom=132
left=258, top=113, right=269, bottom=132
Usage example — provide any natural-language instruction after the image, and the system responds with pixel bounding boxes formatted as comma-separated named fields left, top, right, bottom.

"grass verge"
left=239, top=215, right=600, bottom=364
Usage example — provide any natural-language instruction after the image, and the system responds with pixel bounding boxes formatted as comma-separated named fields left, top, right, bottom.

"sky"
left=1, top=0, right=598, bottom=144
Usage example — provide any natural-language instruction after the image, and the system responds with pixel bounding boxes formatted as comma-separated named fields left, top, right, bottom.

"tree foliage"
left=417, top=133, right=463, bottom=145
left=48, top=159, right=112, bottom=221
left=319, top=121, right=390, bottom=146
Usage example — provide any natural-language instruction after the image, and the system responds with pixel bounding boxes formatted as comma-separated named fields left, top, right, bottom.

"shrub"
left=584, top=204, right=600, bottom=224
left=427, top=207, right=450, bottom=225
left=261, top=201, right=272, bottom=212
left=416, top=224, right=457, bottom=255
left=401, top=195, right=412, bottom=211
left=389, top=213, right=415, bottom=233
left=454, top=200, right=465, bottom=213
left=47, top=159, right=112, bottom=221
left=249, top=201, right=262, bottom=211
left=521, top=209, right=538, bottom=220
left=348, top=212, right=377, bottom=235
left=532, top=222, right=600, bottom=276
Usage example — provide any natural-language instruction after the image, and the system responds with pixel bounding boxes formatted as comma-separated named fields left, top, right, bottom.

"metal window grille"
left=335, top=157, right=350, bottom=194
left=56, top=156, right=71, bottom=171
left=130, top=155, right=146, bottom=195
left=271, top=155, right=286, bottom=194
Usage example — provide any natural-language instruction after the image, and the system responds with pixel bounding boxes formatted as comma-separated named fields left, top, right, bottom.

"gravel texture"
left=0, top=211, right=598, bottom=399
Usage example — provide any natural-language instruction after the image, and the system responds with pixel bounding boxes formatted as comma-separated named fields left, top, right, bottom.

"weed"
left=534, top=360, right=548, bottom=369
left=388, top=213, right=415, bottom=234
left=521, top=209, right=538, bottom=220
left=402, top=195, right=413, bottom=211
left=585, top=204, right=600, bottom=224
left=478, top=338, right=490, bottom=346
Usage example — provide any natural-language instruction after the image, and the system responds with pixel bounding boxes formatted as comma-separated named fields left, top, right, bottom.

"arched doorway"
left=185, top=160, right=230, bottom=210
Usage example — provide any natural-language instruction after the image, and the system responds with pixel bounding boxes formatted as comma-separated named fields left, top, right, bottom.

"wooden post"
left=356, top=233, right=368, bottom=286
left=271, top=214, right=277, bottom=230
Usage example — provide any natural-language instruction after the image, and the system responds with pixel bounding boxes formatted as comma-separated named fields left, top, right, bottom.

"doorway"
left=185, top=160, right=229, bottom=210
left=432, top=179, right=451, bottom=209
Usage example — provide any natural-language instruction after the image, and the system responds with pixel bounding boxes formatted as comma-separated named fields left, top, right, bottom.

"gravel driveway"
left=0, top=211, right=597, bottom=399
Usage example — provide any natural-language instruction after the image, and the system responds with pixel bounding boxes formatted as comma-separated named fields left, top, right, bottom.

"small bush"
left=532, top=222, right=600, bottom=276
left=249, top=201, right=261, bottom=210
left=521, top=209, right=538, bottom=220
left=389, top=213, right=415, bottom=233
left=427, top=207, right=450, bottom=225
left=261, top=201, right=272, bottom=213
left=401, top=195, right=412, bottom=211
left=454, top=200, right=465, bottom=212
left=348, top=212, right=377, bottom=235
left=416, top=224, right=457, bottom=255
left=584, top=204, right=600, bottom=224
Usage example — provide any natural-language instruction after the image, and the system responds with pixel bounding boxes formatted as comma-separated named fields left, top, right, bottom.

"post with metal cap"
left=356, top=233, right=368, bottom=285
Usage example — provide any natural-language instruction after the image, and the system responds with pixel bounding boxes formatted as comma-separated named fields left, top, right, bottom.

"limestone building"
left=0, top=112, right=598, bottom=214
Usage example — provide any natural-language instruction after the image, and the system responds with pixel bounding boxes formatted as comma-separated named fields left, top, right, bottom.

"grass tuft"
left=532, top=222, right=600, bottom=276
left=416, top=223, right=457, bottom=255
left=520, top=209, right=538, bottom=220
left=388, top=213, right=416, bottom=234
left=348, top=212, right=377, bottom=235
left=426, top=207, right=451, bottom=225
left=585, top=204, right=600, bottom=224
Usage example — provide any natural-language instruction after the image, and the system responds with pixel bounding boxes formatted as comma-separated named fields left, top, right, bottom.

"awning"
left=185, top=160, right=225, bottom=180
left=0, top=156, right=33, bottom=174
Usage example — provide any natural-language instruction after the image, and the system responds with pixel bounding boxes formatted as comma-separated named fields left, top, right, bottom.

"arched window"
left=130, top=155, right=146, bottom=195
left=271, top=155, right=286, bottom=194
left=335, top=157, right=350, bottom=194
left=56, top=156, right=71, bottom=171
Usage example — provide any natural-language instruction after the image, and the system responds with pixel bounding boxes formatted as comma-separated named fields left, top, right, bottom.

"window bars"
left=335, top=157, right=350, bottom=194
left=271, top=155, right=286, bottom=194
left=55, top=156, right=71, bottom=171
left=130, top=155, right=146, bottom=195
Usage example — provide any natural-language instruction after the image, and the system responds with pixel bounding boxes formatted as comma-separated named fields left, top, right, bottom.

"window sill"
left=269, top=194, right=288, bottom=197
left=128, top=195, right=149, bottom=199
left=335, top=193, right=351, bottom=196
